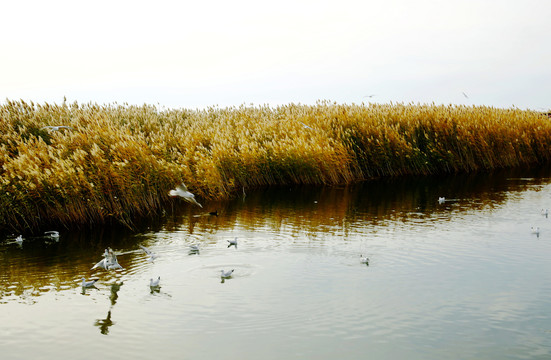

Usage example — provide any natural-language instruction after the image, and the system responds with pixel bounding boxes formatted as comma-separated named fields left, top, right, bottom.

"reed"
left=1, top=99, right=549, bottom=233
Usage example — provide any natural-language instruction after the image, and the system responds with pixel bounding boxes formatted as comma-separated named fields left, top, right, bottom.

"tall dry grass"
left=1, top=99, right=550, bottom=233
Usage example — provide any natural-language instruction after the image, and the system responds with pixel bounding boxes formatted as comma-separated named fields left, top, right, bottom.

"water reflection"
left=93, top=282, right=123, bottom=335
left=1, top=166, right=551, bottom=302
left=94, top=310, right=114, bottom=335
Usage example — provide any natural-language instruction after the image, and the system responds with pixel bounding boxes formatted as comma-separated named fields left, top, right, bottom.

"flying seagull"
left=168, top=182, right=202, bottom=208
left=139, top=245, right=158, bottom=262
left=41, top=125, right=74, bottom=131
left=462, top=92, right=469, bottom=99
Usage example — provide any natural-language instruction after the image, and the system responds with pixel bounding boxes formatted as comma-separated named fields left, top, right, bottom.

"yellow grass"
left=1, top=99, right=550, bottom=233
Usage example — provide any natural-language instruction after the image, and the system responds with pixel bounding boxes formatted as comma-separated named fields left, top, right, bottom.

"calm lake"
left=2, top=167, right=551, bottom=359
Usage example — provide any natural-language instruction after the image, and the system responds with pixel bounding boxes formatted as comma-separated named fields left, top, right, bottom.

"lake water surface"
left=2, top=168, right=551, bottom=359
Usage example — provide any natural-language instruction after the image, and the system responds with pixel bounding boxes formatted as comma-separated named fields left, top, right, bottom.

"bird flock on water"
left=12, top=180, right=377, bottom=293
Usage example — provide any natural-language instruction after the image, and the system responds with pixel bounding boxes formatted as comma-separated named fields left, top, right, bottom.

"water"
left=2, top=168, right=551, bottom=359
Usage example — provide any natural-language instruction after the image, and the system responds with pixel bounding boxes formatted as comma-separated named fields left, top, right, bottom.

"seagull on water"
left=227, top=237, right=238, bottom=248
left=44, top=231, right=59, bottom=239
left=139, top=245, right=158, bottom=262
left=168, top=182, right=202, bottom=208
left=531, top=226, right=540, bottom=235
left=542, top=209, right=549, bottom=217
left=438, top=197, right=445, bottom=204
left=189, top=244, right=200, bottom=253
left=360, top=254, right=369, bottom=265
left=15, top=235, right=23, bottom=245
left=220, top=269, right=234, bottom=279
left=150, top=276, right=161, bottom=287
left=82, top=278, right=98, bottom=288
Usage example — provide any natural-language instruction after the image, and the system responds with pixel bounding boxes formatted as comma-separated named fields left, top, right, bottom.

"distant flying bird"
left=139, top=245, right=158, bottom=262
left=298, top=121, right=312, bottom=130
left=150, top=276, right=161, bottom=288
left=41, top=125, right=74, bottom=131
left=462, top=92, right=469, bottom=99
left=81, top=278, right=98, bottom=288
left=220, top=269, right=234, bottom=279
left=363, top=94, right=376, bottom=98
left=168, top=182, right=202, bottom=208
left=227, top=237, right=238, bottom=248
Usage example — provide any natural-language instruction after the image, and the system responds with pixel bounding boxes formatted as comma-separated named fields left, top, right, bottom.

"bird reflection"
left=94, top=310, right=115, bottom=335
left=109, top=282, right=123, bottom=306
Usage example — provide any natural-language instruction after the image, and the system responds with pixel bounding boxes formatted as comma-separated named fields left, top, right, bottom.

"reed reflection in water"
left=2, top=167, right=551, bottom=359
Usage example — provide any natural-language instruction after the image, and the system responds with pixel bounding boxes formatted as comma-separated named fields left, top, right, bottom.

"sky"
left=1, top=0, right=550, bottom=111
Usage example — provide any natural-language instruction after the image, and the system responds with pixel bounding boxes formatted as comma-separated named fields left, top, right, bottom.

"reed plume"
left=1, top=99, right=549, bottom=233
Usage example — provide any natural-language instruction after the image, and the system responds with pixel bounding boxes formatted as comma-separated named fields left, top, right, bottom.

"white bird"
left=227, top=237, right=238, bottom=248
left=44, top=231, right=59, bottom=239
left=531, top=226, right=540, bottom=235
left=438, top=197, right=445, bottom=204
left=220, top=269, right=234, bottom=279
left=150, top=276, right=161, bottom=287
left=15, top=235, right=23, bottom=244
left=360, top=254, right=369, bottom=265
left=298, top=121, right=312, bottom=130
left=139, top=245, right=158, bottom=262
left=541, top=209, right=549, bottom=217
left=168, top=182, right=202, bottom=208
left=81, top=278, right=98, bottom=288
left=41, top=125, right=74, bottom=131
left=91, top=248, right=123, bottom=270
left=91, top=248, right=110, bottom=270
left=189, top=244, right=200, bottom=252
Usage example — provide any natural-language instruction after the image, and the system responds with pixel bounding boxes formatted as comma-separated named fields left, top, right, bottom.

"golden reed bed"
left=1, top=99, right=549, bottom=233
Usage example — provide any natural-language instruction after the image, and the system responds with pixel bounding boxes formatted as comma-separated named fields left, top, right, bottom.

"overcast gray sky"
left=1, top=0, right=550, bottom=110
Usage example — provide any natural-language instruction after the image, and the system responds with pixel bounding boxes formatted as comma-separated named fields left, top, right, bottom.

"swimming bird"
left=139, top=245, right=158, bottom=262
left=189, top=244, right=200, bottom=253
left=209, top=210, right=218, bottom=216
left=227, top=237, right=238, bottom=248
left=542, top=209, right=549, bottom=217
left=438, top=197, right=445, bottom=204
left=82, top=278, right=98, bottom=288
left=15, top=235, right=23, bottom=245
left=44, top=231, right=59, bottom=239
left=531, top=226, right=540, bottom=235
left=168, top=182, right=202, bottom=208
left=360, top=254, right=369, bottom=265
left=41, top=125, right=74, bottom=131
left=220, top=269, right=234, bottom=279
left=150, top=276, right=161, bottom=287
